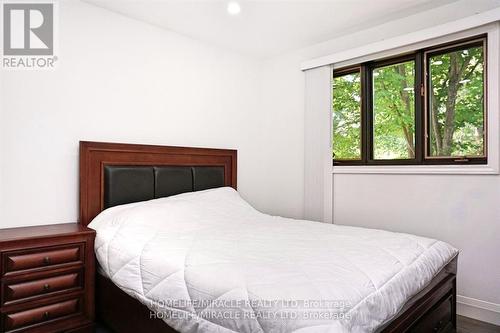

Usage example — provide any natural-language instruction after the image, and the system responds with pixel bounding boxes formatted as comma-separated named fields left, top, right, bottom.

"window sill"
left=332, top=164, right=498, bottom=175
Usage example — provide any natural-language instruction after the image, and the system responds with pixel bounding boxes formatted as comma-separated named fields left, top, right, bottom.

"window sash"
left=332, top=67, right=363, bottom=162
left=368, top=55, right=419, bottom=163
left=423, top=38, right=487, bottom=162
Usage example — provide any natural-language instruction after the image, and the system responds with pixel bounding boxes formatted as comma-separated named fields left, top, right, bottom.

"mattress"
left=89, top=187, right=458, bottom=333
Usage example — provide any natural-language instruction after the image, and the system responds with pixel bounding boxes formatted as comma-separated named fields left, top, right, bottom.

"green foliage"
left=373, top=61, right=415, bottom=159
left=429, top=46, right=484, bottom=157
left=332, top=73, right=361, bottom=159
left=332, top=44, right=485, bottom=161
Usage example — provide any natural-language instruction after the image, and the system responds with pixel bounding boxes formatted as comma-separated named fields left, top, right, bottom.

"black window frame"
left=332, top=66, right=365, bottom=164
left=332, top=34, right=487, bottom=166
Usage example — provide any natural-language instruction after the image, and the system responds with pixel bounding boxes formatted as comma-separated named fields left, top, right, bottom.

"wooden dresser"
left=0, top=224, right=95, bottom=333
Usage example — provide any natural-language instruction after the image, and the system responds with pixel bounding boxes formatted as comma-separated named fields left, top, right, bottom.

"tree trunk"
left=441, top=53, right=461, bottom=156
left=438, top=52, right=476, bottom=156
left=395, top=64, right=415, bottom=158
left=430, top=91, right=442, bottom=156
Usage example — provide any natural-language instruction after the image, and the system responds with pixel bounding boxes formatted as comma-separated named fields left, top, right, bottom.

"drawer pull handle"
left=43, top=256, right=51, bottom=265
left=43, top=283, right=50, bottom=291
left=42, top=311, right=50, bottom=319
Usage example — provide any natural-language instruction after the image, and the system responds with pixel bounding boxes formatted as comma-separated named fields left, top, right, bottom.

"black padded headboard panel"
left=103, top=165, right=225, bottom=209
left=80, top=141, right=236, bottom=226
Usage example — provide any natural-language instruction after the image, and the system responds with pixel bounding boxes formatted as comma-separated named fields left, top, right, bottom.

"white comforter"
left=89, top=187, right=457, bottom=333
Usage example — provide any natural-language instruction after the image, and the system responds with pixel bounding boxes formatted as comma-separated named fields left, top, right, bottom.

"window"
left=426, top=42, right=486, bottom=160
left=332, top=36, right=486, bottom=166
left=332, top=69, right=362, bottom=160
left=373, top=59, right=416, bottom=160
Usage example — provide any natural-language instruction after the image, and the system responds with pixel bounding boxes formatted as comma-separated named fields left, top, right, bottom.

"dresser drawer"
left=3, top=271, right=82, bottom=306
left=3, top=298, right=80, bottom=332
left=3, top=244, right=83, bottom=276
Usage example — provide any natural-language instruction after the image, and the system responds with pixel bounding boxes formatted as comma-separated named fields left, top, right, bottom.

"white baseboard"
left=457, top=295, right=500, bottom=326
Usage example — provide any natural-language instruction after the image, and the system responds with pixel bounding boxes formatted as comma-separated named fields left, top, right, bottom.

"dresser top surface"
left=0, top=223, right=94, bottom=243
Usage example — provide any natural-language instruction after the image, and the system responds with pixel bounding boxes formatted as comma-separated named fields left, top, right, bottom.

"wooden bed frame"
left=79, top=141, right=457, bottom=333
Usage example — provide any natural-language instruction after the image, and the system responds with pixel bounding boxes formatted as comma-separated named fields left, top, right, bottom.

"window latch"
left=420, top=84, right=425, bottom=97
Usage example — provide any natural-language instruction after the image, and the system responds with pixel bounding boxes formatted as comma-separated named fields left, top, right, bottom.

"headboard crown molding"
left=79, top=141, right=237, bottom=226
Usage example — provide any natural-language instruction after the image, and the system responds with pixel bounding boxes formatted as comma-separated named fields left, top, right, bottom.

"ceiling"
left=84, top=0, right=486, bottom=58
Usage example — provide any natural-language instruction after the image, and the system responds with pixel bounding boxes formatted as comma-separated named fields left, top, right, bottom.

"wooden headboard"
left=79, top=141, right=237, bottom=226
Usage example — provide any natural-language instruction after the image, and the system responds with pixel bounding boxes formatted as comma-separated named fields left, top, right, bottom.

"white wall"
left=260, top=0, right=500, bottom=324
left=0, top=0, right=304, bottom=228
left=334, top=174, right=500, bottom=323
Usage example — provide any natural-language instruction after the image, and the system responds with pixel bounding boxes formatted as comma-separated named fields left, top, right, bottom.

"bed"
left=79, top=141, right=458, bottom=333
